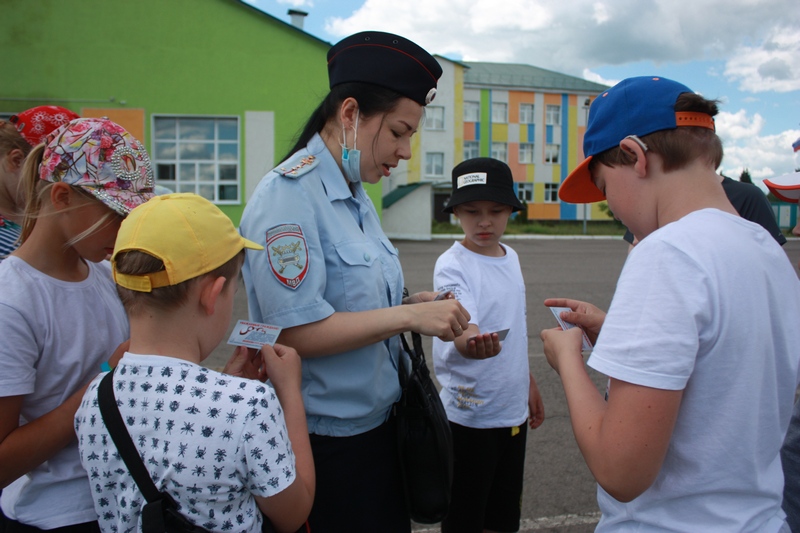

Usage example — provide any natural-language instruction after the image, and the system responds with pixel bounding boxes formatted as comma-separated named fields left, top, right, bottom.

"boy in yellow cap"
left=74, top=193, right=314, bottom=532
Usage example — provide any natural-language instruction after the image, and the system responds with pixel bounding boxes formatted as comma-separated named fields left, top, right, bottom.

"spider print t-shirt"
left=75, top=353, right=296, bottom=532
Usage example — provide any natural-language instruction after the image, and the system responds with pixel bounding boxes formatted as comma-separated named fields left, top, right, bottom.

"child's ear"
left=50, top=182, right=74, bottom=210
left=619, top=137, right=648, bottom=176
left=199, top=276, right=227, bottom=316
left=6, top=148, right=25, bottom=172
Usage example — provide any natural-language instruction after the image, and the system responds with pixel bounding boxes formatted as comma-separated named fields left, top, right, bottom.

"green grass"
left=432, top=219, right=628, bottom=236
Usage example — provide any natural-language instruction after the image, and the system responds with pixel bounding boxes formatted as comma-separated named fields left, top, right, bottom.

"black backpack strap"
left=97, top=369, right=163, bottom=503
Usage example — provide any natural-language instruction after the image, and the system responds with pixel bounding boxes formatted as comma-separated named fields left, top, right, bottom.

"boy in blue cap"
left=541, top=77, right=800, bottom=531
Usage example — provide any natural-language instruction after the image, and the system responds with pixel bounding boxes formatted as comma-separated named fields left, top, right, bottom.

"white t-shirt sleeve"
left=0, top=300, right=38, bottom=396
left=588, top=239, right=713, bottom=391
left=434, top=251, right=478, bottom=323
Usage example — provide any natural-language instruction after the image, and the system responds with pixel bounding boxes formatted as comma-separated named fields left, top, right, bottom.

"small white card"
left=227, top=320, right=282, bottom=348
left=491, top=328, right=509, bottom=341
left=468, top=328, right=509, bottom=343
left=548, top=307, right=593, bottom=352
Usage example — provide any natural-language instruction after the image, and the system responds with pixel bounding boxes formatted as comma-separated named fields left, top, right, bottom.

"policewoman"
left=239, top=32, right=471, bottom=531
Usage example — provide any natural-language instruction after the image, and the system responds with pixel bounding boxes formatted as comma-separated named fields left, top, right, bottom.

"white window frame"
left=545, top=143, right=560, bottom=164
left=425, top=106, right=445, bottom=130
left=544, top=183, right=559, bottom=203
left=152, top=115, right=240, bottom=204
left=519, top=103, right=535, bottom=124
left=463, top=141, right=480, bottom=160
left=517, top=182, right=533, bottom=202
left=425, top=152, right=445, bottom=178
left=464, top=101, right=480, bottom=122
left=519, top=142, right=535, bottom=164
left=546, top=105, right=561, bottom=126
left=491, top=102, right=508, bottom=123
left=491, top=142, right=507, bottom=163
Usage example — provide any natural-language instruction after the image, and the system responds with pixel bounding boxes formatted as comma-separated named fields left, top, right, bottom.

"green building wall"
left=1, top=0, right=342, bottom=223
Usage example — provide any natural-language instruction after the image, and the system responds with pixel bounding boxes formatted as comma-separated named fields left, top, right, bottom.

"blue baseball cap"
left=559, top=76, right=716, bottom=204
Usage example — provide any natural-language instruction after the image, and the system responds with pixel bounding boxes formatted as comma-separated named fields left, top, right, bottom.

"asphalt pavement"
left=205, top=236, right=800, bottom=533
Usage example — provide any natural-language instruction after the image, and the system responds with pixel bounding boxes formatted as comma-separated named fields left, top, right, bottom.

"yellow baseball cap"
left=112, top=193, right=263, bottom=292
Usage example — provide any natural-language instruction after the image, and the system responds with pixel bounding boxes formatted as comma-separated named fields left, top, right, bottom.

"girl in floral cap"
left=0, top=117, right=154, bottom=532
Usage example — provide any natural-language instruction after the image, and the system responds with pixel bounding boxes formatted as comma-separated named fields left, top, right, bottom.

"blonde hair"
left=114, top=250, right=244, bottom=315
left=18, top=144, right=117, bottom=246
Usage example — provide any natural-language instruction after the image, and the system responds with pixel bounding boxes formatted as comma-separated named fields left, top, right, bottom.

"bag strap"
left=97, top=370, right=163, bottom=503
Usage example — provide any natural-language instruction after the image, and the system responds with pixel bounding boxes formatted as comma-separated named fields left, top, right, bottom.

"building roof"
left=463, top=61, right=609, bottom=93
left=233, top=0, right=330, bottom=46
left=383, top=183, right=423, bottom=209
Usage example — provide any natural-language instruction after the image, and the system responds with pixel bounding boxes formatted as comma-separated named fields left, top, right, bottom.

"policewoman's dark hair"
left=282, top=82, right=405, bottom=162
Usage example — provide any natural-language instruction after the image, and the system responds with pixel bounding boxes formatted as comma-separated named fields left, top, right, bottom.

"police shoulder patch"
left=276, top=153, right=319, bottom=179
left=266, top=223, right=309, bottom=290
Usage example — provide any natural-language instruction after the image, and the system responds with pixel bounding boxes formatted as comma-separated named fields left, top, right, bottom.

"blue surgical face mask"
left=341, top=114, right=362, bottom=184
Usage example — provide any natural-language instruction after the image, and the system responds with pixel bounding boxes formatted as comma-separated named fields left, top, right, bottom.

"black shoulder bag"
left=97, top=370, right=210, bottom=533
left=394, top=330, right=454, bottom=524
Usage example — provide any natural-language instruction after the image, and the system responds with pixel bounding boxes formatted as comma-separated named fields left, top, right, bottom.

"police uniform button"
left=364, top=253, right=370, bottom=261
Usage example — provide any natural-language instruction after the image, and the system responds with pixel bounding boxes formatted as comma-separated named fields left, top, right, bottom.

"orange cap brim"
left=558, top=156, right=606, bottom=204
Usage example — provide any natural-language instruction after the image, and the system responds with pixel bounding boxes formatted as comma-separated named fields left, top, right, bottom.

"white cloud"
left=719, top=122, right=800, bottom=180
left=715, top=109, right=766, bottom=142
left=324, top=0, right=800, bottom=76
left=582, top=69, right=618, bottom=88
left=321, top=0, right=800, bottom=180
left=724, top=26, right=800, bottom=92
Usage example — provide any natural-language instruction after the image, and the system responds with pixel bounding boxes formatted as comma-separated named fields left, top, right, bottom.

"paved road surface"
left=206, top=236, right=800, bottom=532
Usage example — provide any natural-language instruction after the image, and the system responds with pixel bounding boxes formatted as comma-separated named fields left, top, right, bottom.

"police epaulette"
left=276, top=153, right=319, bottom=179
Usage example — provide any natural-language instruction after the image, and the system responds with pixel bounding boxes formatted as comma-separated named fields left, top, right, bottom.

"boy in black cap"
left=433, top=157, right=545, bottom=533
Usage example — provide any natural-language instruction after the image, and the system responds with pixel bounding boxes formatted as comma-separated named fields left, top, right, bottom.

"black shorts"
left=301, top=416, right=409, bottom=533
left=442, top=422, right=528, bottom=533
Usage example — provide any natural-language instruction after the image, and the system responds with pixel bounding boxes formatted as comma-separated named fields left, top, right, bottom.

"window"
left=463, top=141, right=480, bottom=160
left=546, top=105, right=561, bottom=126
left=425, top=152, right=445, bottom=177
left=426, top=106, right=445, bottom=130
left=545, top=143, right=560, bottom=164
left=491, top=102, right=508, bottom=123
left=519, top=143, right=535, bottom=164
left=153, top=116, right=240, bottom=203
left=491, top=142, right=507, bottom=163
left=519, top=103, right=535, bottom=124
left=517, top=183, right=533, bottom=202
left=464, top=101, right=480, bottom=122
left=544, top=183, right=559, bottom=203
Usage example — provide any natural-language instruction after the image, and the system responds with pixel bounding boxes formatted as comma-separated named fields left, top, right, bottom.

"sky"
left=246, top=0, right=800, bottom=189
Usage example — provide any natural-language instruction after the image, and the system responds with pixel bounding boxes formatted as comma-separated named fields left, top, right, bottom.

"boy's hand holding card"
left=464, top=328, right=508, bottom=360
left=548, top=307, right=593, bottom=352
left=228, top=320, right=282, bottom=348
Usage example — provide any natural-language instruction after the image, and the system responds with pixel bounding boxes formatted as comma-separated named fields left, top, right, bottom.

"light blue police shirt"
left=240, top=133, right=405, bottom=437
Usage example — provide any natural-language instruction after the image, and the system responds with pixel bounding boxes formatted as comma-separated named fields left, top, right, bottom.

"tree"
left=739, top=169, right=753, bottom=183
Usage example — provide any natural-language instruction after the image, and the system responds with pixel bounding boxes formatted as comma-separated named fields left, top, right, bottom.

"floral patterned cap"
left=9, top=105, right=80, bottom=147
left=40, top=117, right=155, bottom=215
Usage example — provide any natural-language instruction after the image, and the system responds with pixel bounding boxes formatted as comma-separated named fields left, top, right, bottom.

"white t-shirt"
left=0, top=257, right=128, bottom=528
left=75, top=353, right=296, bottom=533
left=588, top=209, right=800, bottom=532
left=432, top=241, right=530, bottom=428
